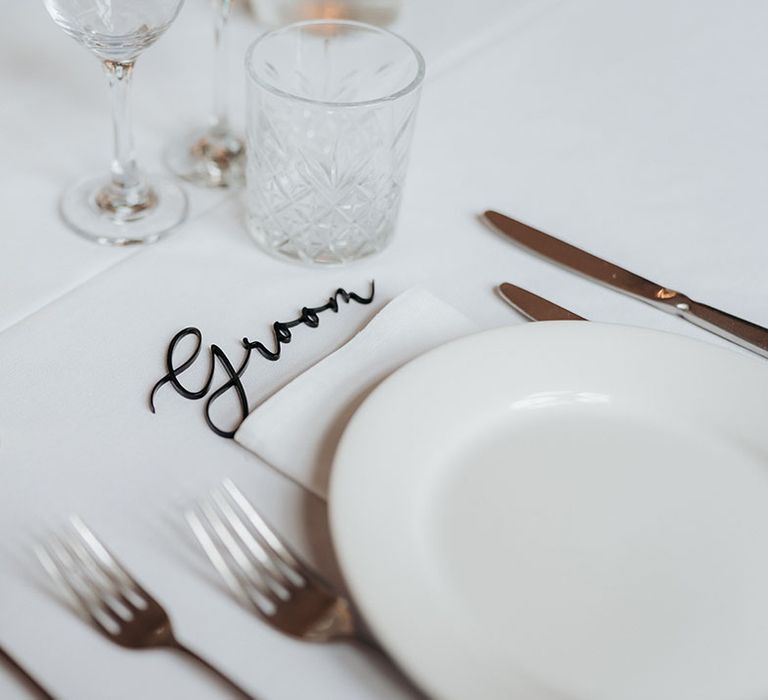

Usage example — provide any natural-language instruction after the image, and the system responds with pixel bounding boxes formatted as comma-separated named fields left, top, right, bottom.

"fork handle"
left=171, top=641, right=257, bottom=700
left=0, top=646, right=55, bottom=700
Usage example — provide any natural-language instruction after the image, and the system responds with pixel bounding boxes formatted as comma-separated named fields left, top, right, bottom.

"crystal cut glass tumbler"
left=245, top=20, right=424, bottom=265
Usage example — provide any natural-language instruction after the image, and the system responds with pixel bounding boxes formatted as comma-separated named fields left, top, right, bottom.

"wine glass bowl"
left=43, top=0, right=188, bottom=246
left=43, top=1, right=183, bottom=61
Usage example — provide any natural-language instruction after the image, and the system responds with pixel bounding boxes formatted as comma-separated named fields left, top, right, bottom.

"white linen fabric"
left=3, top=0, right=768, bottom=698
left=235, top=288, right=478, bottom=498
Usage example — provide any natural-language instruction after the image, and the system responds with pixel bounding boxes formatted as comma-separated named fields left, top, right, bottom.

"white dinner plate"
left=329, top=322, right=768, bottom=700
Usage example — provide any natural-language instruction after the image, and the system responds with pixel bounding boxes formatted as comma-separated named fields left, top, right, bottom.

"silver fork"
left=186, top=480, right=358, bottom=642
left=37, top=517, right=256, bottom=700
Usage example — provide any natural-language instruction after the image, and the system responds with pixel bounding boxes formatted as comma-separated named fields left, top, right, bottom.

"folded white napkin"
left=234, top=288, right=478, bottom=498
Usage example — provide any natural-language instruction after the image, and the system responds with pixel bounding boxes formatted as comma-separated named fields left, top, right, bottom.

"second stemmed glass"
left=165, top=0, right=245, bottom=188
left=43, top=0, right=188, bottom=246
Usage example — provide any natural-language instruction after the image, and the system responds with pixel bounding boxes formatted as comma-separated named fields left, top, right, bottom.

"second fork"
left=187, top=480, right=359, bottom=643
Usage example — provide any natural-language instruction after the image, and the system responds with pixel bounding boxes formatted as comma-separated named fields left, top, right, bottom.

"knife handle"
left=674, top=299, right=768, bottom=358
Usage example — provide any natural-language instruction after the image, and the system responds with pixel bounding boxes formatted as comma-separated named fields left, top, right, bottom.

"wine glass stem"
left=103, top=60, right=145, bottom=201
left=211, top=0, right=232, bottom=138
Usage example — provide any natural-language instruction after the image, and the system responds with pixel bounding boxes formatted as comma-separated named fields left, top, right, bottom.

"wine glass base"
left=166, top=129, right=246, bottom=188
left=60, top=174, right=188, bottom=246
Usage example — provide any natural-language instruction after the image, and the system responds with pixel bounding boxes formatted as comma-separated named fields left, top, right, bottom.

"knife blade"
left=498, top=283, right=585, bottom=321
left=484, top=210, right=768, bottom=359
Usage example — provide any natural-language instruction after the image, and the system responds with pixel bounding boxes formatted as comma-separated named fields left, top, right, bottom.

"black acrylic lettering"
left=150, top=282, right=375, bottom=437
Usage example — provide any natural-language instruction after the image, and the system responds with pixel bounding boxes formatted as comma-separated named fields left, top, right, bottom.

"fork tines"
left=37, top=517, right=149, bottom=635
left=186, top=480, right=309, bottom=614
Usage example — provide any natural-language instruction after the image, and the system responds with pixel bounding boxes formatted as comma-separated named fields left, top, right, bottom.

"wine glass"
left=165, top=0, right=245, bottom=188
left=43, top=0, right=188, bottom=246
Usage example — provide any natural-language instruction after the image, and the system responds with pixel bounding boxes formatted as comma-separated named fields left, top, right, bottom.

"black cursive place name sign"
left=149, top=283, right=376, bottom=438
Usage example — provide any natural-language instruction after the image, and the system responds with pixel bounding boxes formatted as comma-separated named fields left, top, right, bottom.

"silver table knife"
left=484, top=210, right=768, bottom=358
left=498, top=282, right=585, bottom=321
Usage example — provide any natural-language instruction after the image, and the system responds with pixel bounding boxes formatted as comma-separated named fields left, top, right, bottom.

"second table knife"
left=498, top=283, right=585, bottom=321
left=484, top=210, right=768, bottom=358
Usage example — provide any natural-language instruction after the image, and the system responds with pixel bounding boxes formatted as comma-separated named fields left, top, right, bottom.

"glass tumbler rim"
left=245, top=19, right=425, bottom=109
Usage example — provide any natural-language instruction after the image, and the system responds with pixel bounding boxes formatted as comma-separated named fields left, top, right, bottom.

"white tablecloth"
left=1, top=0, right=767, bottom=698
